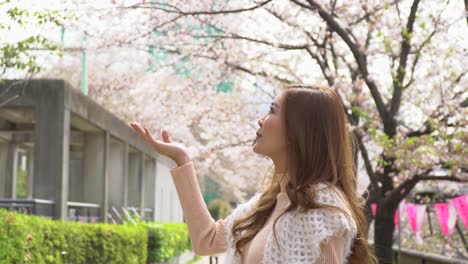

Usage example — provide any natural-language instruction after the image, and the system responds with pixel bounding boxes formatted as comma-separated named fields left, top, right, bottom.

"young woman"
left=130, top=85, right=376, bottom=263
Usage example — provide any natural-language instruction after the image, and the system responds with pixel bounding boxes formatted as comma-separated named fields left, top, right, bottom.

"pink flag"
left=406, top=204, right=418, bottom=231
left=394, top=210, right=399, bottom=227
left=406, top=203, right=427, bottom=244
left=371, top=203, right=377, bottom=216
left=394, top=200, right=406, bottom=228
left=435, top=203, right=458, bottom=236
left=452, top=195, right=468, bottom=229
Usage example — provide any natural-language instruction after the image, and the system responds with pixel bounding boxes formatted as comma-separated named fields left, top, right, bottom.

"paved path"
left=178, top=251, right=226, bottom=264
left=197, top=254, right=226, bottom=264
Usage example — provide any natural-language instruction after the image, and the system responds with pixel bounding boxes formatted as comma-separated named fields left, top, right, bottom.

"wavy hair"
left=232, top=85, right=376, bottom=263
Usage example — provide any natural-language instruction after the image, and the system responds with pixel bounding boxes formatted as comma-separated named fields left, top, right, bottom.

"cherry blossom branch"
left=291, top=0, right=391, bottom=132
left=349, top=0, right=401, bottom=26
left=127, top=0, right=272, bottom=15
left=404, top=73, right=466, bottom=137
left=195, top=33, right=309, bottom=50
left=193, top=139, right=254, bottom=160
left=385, top=168, right=467, bottom=205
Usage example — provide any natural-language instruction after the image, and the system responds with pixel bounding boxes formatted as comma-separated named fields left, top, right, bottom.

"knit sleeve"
left=170, top=161, right=228, bottom=256
left=315, top=235, right=345, bottom=264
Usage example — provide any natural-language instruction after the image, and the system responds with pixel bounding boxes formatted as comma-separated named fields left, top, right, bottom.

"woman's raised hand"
left=130, top=122, right=191, bottom=166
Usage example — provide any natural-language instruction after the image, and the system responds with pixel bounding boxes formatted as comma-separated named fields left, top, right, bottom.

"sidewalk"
left=178, top=251, right=226, bottom=264
left=197, top=254, right=226, bottom=264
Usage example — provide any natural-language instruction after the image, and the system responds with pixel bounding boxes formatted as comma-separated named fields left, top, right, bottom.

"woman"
left=130, top=85, right=376, bottom=263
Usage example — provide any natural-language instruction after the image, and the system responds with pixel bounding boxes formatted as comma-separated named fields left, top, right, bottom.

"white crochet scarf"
left=225, top=183, right=358, bottom=264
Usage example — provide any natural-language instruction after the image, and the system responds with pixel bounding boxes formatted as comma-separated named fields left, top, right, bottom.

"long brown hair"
left=232, top=85, right=376, bottom=263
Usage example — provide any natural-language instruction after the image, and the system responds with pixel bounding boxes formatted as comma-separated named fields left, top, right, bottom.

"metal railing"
left=142, top=207, right=154, bottom=221
left=0, top=198, right=55, bottom=218
left=107, top=206, right=154, bottom=224
left=393, top=246, right=468, bottom=264
left=67, top=201, right=100, bottom=222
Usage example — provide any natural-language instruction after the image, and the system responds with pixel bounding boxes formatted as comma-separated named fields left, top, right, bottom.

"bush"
left=0, top=209, right=148, bottom=264
left=147, top=222, right=191, bottom=263
left=208, top=199, right=232, bottom=220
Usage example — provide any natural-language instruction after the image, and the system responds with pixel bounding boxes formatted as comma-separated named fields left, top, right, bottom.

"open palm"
left=130, top=122, right=190, bottom=165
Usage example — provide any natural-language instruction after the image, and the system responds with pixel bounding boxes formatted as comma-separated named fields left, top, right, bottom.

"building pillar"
left=123, top=143, right=129, bottom=207
left=3, top=142, right=18, bottom=198
left=33, top=88, right=70, bottom=219
left=0, top=143, right=9, bottom=197
left=68, top=150, right=83, bottom=202
left=127, top=151, right=143, bottom=211
left=143, top=157, right=156, bottom=220
left=108, top=139, right=126, bottom=209
left=26, top=150, right=34, bottom=199
left=82, top=132, right=109, bottom=222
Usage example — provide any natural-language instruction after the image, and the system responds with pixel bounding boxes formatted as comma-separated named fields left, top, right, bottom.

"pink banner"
left=406, top=204, right=417, bottom=231
left=435, top=203, right=458, bottom=236
left=394, top=210, right=399, bottom=227
left=395, top=200, right=406, bottom=228
left=371, top=203, right=377, bottom=216
left=406, top=204, right=426, bottom=244
left=435, top=203, right=450, bottom=235
left=452, top=195, right=468, bottom=229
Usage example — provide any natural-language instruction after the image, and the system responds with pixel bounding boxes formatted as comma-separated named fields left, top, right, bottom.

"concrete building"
left=0, top=79, right=183, bottom=223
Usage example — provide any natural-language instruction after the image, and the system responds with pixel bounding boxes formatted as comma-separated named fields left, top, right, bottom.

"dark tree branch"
left=403, top=4, right=448, bottom=89
left=406, top=122, right=434, bottom=138
left=385, top=168, right=467, bottom=205
left=465, top=0, right=468, bottom=27
left=353, top=128, right=378, bottom=189
left=390, top=0, right=421, bottom=116
left=291, top=0, right=392, bottom=133
left=305, top=47, right=334, bottom=85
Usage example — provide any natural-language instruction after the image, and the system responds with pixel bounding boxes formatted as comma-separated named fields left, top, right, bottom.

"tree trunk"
left=374, top=203, right=396, bottom=264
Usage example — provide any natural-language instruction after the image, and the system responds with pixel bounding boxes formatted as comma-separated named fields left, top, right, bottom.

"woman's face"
left=253, top=93, right=288, bottom=159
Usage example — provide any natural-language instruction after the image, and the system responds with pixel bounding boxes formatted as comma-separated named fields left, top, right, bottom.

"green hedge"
left=147, top=222, right=191, bottom=263
left=0, top=210, right=192, bottom=264
left=0, top=209, right=147, bottom=264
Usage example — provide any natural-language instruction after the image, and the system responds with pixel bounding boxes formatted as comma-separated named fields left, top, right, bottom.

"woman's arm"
left=128, top=123, right=228, bottom=255
left=170, top=161, right=229, bottom=255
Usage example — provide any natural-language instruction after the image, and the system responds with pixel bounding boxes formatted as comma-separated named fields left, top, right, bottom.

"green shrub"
left=0, top=209, right=192, bottom=264
left=147, top=222, right=191, bottom=262
left=0, top=209, right=148, bottom=264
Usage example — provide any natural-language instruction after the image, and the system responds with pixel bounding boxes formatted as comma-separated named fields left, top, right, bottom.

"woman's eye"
left=269, top=107, right=274, bottom=114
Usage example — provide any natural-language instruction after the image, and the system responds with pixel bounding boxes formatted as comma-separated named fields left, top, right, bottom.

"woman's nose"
left=258, top=118, right=263, bottom=127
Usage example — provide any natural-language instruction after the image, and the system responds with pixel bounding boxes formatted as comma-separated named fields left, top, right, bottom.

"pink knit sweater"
left=170, top=161, right=345, bottom=263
